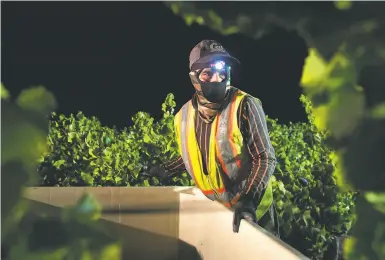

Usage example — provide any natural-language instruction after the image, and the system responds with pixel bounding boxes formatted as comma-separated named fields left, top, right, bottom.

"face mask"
left=189, top=63, right=231, bottom=103
left=198, top=81, right=227, bottom=103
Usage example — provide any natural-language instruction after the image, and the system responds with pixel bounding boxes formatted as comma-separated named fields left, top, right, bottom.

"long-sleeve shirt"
left=164, top=94, right=276, bottom=202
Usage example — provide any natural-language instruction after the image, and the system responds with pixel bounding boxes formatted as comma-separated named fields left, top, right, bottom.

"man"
left=148, top=40, right=279, bottom=235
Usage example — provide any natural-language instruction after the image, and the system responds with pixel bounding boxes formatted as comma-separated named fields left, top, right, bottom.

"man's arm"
left=163, top=156, right=187, bottom=177
left=239, top=96, right=277, bottom=202
left=148, top=156, right=186, bottom=179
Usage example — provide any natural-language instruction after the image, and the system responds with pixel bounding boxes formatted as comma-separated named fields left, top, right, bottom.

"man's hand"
left=141, top=164, right=168, bottom=179
left=232, top=196, right=257, bottom=233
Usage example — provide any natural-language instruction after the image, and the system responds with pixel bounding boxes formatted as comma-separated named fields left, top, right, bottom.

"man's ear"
left=189, top=71, right=201, bottom=89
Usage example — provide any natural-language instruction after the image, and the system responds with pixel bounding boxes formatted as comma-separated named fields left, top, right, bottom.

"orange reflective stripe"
left=202, top=187, right=226, bottom=195
left=230, top=193, right=241, bottom=205
left=223, top=202, right=232, bottom=207
left=215, top=88, right=248, bottom=180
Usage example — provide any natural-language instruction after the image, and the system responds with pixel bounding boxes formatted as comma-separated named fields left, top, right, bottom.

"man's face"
left=198, top=68, right=226, bottom=83
left=192, top=61, right=227, bottom=91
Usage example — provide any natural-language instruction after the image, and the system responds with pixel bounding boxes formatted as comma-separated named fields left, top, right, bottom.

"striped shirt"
left=164, top=94, right=276, bottom=201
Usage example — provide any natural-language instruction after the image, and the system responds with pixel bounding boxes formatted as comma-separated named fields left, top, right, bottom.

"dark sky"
left=2, top=1, right=308, bottom=129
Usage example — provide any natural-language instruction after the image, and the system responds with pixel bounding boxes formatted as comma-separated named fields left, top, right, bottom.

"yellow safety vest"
left=174, top=87, right=273, bottom=219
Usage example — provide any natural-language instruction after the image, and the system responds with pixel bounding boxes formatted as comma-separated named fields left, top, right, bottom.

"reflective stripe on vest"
left=256, top=179, right=273, bottom=221
left=175, top=88, right=248, bottom=203
left=174, top=88, right=273, bottom=215
left=216, top=89, right=250, bottom=179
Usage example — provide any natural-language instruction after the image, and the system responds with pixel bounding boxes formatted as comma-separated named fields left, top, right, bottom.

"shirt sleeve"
left=238, top=96, right=277, bottom=201
left=163, top=156, right=187, bottom=177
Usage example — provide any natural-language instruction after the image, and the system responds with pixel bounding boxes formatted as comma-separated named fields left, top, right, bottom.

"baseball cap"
left=189, top=40, right=240, bottom=71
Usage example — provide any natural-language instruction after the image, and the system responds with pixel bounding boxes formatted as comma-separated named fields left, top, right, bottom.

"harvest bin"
left=24, top=187, right=309, bottom=260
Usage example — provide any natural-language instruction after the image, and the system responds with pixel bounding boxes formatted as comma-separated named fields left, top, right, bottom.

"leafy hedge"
left=37, top=92, right=357, bottom=259
left=2, top=85, right=121, bottom=259
left=267, top=95, right=357, bottom=259
left=39, top=94, right=192, bottom=187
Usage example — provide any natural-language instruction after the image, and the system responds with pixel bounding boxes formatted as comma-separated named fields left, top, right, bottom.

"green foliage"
left=164, top=2, right=385, bottom=66
left=1, top=82, right=10, bottom=100
left=1, top=84, right=121, bottom=260
left=7, top=193, right=121, bottom=260
left=39, top=93, right=193, bottom=187
left=343, top=196, right=385, bottom=260
left=16, top=85, right=57, bottom=115
left=300, top=32, right=385, bottom=260
left=334, top=0, right=353, bottom=11
left=165, top=2, right=385, bottom=258
left=267, top=95, right=357, bottom=259
left=2, top=85, right=55, bottom=238
left=38, top=92, right=356, bottom=259
left=168, top=2, right=238, bottom=35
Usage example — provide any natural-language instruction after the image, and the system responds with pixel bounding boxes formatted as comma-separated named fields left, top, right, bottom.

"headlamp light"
left=210, top=61, right=226, bottom=71
left=189, top=60, right=231, bottom=86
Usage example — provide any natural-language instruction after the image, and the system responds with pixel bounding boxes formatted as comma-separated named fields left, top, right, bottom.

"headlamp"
left=189, top=60, right=231, bottom=87
left=210, top=61, right=226, bottom=71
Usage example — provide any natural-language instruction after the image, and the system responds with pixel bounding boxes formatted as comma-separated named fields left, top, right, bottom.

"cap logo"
left=209, top=43, right=225, bottom=52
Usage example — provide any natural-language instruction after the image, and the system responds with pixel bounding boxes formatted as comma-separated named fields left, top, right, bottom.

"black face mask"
left=189, top=70, right=229, bottom=103
left=198, top=82, right=227, bottom=103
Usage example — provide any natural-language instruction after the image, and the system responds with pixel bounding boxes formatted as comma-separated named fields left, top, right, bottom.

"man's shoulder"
left=234, top=88, right=262, bottom=107
left=175, top=98, right=193, bottom=115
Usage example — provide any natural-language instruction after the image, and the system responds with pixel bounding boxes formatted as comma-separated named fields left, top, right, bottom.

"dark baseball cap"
left=189, top=39, right=240, bottom=71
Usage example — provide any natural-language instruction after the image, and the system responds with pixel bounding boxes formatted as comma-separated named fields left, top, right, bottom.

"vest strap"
left=256, top=179, right=274, bottom=221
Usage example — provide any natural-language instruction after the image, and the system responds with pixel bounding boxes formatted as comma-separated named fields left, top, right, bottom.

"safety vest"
left=174, top=88, right=273, bottom=219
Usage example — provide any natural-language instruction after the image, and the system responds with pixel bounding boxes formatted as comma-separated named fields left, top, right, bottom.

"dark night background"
left=2, top=1, right=309, bottom=129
